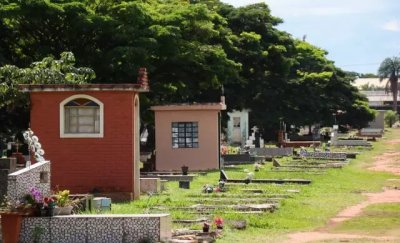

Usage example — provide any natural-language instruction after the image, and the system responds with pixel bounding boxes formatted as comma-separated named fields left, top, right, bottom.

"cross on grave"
left=251, top=126, right=259, bottom=133
left=13, top=140, right=22, bottom=153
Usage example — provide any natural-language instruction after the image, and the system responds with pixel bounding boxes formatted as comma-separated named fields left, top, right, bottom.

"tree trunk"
left=392, top=80, right=398, bottom=112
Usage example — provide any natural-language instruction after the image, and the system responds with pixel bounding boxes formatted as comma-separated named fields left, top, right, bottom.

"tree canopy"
left=0, top=52, right=95, bottom=135
left=378, top=56, right=400, bottom=112
left=0, top=0, right=375, bottom=140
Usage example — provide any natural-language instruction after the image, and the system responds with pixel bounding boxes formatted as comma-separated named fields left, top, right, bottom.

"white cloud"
left=382, top=20, right=400, bottom=32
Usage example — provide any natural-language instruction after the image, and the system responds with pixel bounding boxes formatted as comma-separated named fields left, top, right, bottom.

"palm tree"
left=378, top=56, right=400, bottom=112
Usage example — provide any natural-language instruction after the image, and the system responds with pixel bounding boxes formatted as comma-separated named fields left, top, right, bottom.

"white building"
left=226, top=110, right=249, bottom=146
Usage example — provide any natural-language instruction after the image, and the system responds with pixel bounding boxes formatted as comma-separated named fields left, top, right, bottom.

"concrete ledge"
left=19, top=214, right=171, bottom=243
left=140, top=174, right=195, bottom=181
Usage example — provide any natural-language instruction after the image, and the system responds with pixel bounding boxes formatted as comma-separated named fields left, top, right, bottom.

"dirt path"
left=284, top=138, right=400, bottom=243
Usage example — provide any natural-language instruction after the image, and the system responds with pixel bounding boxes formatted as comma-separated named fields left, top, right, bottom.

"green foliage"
left=54, top=189, right=71, bottom=207
left=0, top=0, right=375, bottom=139
left=384, top=110, right=398, bottom=127
left=0, top=51, right=95, bottom=135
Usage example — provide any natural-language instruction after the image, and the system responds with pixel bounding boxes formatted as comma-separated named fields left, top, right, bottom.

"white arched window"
left=60, top=94, right=104, bottom=138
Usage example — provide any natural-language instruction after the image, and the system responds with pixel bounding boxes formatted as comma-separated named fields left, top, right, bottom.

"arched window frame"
left=59, top=94, right=104, bottom=138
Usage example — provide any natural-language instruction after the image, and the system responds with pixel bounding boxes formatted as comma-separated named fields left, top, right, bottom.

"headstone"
left=179, top=181, right=190, bottom=189
left=0, top=157, right=17, bottom=172
left=247, top=126, right=263, bottom=148
left=140, top=178, right=161, bottom=193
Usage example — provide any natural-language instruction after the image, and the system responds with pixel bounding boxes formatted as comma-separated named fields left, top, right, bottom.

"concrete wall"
left=0, top=158, right=17, bottom=200
left=153, top=104, right=224, bottom=171
left=30, top=91, right=140, bottom=200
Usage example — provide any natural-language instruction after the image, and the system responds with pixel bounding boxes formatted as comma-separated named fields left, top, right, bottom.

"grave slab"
left=140, top=178, right=161, bottom=193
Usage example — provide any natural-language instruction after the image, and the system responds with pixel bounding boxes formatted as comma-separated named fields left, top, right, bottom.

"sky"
left=221, top=0, right=400, bottom=74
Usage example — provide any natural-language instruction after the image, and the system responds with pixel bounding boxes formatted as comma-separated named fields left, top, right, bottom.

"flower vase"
left=202, top=223, right=210, bottom=233
left=53, top=205, right=73, bottom=216
left=181, top=165, right=189, bottom=175
left=1, top=212, right=23, bottom=243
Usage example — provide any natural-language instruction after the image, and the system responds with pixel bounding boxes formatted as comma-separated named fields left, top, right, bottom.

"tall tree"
left=378, top=56, right=400, bottom=112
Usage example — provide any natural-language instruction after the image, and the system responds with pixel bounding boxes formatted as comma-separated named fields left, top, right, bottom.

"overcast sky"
left=221, top=0, right=400, bottom=74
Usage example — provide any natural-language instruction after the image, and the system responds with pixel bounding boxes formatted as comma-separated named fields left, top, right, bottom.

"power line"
left=340, top=62, right=381, bottom=67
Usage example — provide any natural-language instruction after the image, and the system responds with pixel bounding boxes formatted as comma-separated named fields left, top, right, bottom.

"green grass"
left=331, top=203, right=400, bottom=237
left=112, top=128, right=400, bottom=242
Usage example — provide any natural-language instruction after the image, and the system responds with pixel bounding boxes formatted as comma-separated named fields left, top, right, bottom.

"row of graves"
left=139, top=127, right=378, bottom=242
left=0, top=123, right=380, bottom=243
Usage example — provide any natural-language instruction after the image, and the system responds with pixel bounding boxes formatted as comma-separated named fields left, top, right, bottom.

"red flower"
left=214, top=217, right=223, bottom=226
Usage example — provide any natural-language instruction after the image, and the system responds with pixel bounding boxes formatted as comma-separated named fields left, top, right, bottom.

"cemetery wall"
left=19, top=214, right=171, bottom=243
left=30, top=91, right=139, bottom=200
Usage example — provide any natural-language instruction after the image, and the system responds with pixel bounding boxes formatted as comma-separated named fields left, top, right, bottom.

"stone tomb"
left=249, top=147, right=293, bottom=158
left=222, top=153, right=264, bottom=165
left=7, top=160, right=51, bottom=202
left=298, top=150, right=347, bottom=160
left=331, top=129, right=372, bottom=147
left=358, top=128, right=383, bottom=138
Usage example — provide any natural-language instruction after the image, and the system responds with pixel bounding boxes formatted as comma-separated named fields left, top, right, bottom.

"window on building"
left=60, top=95, right=104, bottom=138
left=172, top=122, right=198, bottom=148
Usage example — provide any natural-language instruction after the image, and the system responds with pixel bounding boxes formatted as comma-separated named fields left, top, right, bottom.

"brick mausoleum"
left=20, top=69, right=149, bottom=200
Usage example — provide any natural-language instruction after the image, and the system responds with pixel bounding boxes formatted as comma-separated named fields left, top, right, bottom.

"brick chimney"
left=137, top=67, right=149, bottom=88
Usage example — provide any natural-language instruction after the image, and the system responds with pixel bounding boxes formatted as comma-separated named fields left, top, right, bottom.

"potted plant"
left=53, top=189, right=74, bottom=215
left=43, top=197, right=56, bottom=216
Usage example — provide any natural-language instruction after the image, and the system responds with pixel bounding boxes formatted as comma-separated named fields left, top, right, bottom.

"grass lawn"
left=112, top=128, right=400, bottom=242
left=331, top=203, right=400, bottom=237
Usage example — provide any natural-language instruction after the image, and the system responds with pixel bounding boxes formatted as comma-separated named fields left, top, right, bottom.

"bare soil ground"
left=284, top=138, right=400, bottom=243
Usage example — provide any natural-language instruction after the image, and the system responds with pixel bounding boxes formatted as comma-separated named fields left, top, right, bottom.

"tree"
left=378, top=56, right=400, bottom=112
left=384, top=110, right=398, bottom=128
left=0, top=52, right=95, bottom=136
left=0, top=0, right=377, bottom=141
